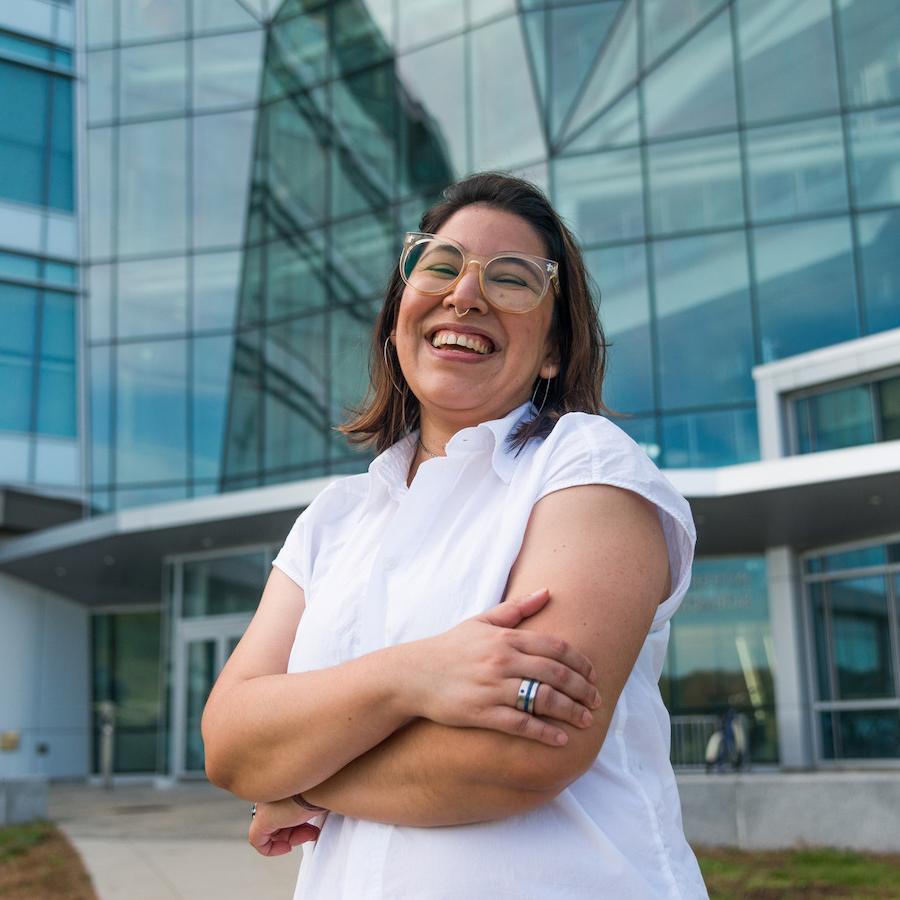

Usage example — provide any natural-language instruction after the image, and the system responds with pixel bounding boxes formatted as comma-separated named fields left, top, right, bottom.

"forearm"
left=202, top=644, right=417, bottom=802
left=304, top=718, right=565, bottom=826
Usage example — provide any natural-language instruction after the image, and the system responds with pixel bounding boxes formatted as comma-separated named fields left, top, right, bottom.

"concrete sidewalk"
left=50, top=781, right=300, bottom=900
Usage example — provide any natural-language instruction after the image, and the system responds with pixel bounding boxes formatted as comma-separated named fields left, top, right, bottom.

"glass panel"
left=119, top=41, right=187, bottom=119
left=88, top=264, right=112, bottom=342
left=799, top=384, right=876, bottom=452
left=192, top=30, right=264, bottom=110
left=0, top=283, right=37, bottom=432
left=221, top=328, right=263, bottom=481
left=848, top=106, right=900, bottom=209
left=880, top=376, right=900, bottom=441
left=333, top=0, right=394, bottom=76
left=746, top=116, right=848, bottom=222
left=661, top=407, right=759, bottom=467
left=857, top=210, right=900, bottom=335
left=647, top=132, right=743, bottom=234
left=268, top=8, right=330, bottom=94
left=397, top=0, right=464, bottom=51
left=0, top=251, right=40, bottom=281
left=36, top=291, right=76, bottom=437
left=44, top=262, right=77, bottom=287
left=754, top=217, right=859, bottom=362
left=115, top=484, right=188, bottom=510
left=554, top=148, right=644, bottom=244
left=87, top=50, right=115, bottom=124
left=831, top=710, right=900, bottom=759
left=267, top=231, right=328, bottom=318
left=193, top=251, right=241, bottom=331
left=653, top=232, right=755, bottom=409
left=809, top=582, right=832, bottom=700
left=810, top=544, right=888, bottom=573
left=89, top=346, right=112, bottom=486
left=91, top=612, right=162, bottom=774
left=837, top=0, right=900, bottom=107
left=662, top=556, right=778, bottom=764
left=88, top=127, right=114, bottom=259
left=263, top=320, right=329, bottom=473
left=470, top=16, right=545, bottom=171
left=193, top=109, right=256, bottom=249
left=118, top=119, right=188, bottom=256
left=182, top=552, right=265, bottom=618
left=116, top=339, right=188, bottom=483
left=585, top=244, right=653, bottom=414
left=397, top=35, right=468, bottom=186
left=330, top=213, right=394, bottom=305
left=331, top=64, right=397, bottom=218
left=192, top=0, right=258, bottom=31
left=184, top=639, right=215, bottom=772
left=120, top=0, right=187, bottom=42
left=830, top=576, right=894, bottom=699
left=117, top=256, right=187, bottom=340
left=192, top=335, right=234, bottom=480
left=736, top=0, right=839, bottom=123
left=565, top=88, right=639, bottom=152
left=643, top=0, right=723, bottom=68
left=643, top=8, right=736, bottom=139
left=86, top=0, right=115, bottom=46
left=48, top=78, right=74, bottom=212
left=0, top=61, right=48, bottom=207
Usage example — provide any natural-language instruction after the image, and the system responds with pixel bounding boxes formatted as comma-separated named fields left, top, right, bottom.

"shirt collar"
left=367, top=401, right=534, bottom=499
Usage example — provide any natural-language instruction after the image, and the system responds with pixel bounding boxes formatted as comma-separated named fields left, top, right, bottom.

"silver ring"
left=250, top=802, right=257, bottom=820
left=515, top=678, right=541, bottom=715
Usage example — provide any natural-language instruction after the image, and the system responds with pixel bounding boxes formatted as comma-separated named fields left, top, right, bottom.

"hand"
left=248, top=798, right=325, bottom=857
left=405, top=588, right=602, bottom=747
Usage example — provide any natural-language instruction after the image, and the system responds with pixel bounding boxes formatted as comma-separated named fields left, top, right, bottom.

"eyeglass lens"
left=402, top=237, right=546, bottom=312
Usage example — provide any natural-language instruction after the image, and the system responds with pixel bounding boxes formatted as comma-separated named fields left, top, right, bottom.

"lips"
left=425, top=324, right=498, bottom=352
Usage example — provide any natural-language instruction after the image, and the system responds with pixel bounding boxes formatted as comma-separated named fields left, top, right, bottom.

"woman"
left=202, top=173, right=708, bottom=899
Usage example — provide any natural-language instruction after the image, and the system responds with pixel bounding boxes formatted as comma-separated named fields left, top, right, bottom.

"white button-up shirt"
left=273, top=402, right=708, bottom=899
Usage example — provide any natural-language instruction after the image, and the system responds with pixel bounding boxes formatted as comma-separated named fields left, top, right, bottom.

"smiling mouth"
left=428, top=329, right=496, bottom=356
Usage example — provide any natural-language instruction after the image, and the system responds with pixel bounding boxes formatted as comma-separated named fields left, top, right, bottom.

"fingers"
left=510, top=630, right=597, bottom=685
left=531, top=682, right=595, bottom=730
left=487, top=705, right=570, bottom=747
left=480, top=588, right=549, bottom=628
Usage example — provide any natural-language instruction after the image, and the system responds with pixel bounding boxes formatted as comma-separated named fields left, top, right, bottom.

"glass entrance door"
left=173, top=614, right=250, bottom=777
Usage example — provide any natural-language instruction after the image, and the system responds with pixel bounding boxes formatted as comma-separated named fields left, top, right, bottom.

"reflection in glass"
left=837, top=0, right=900, bottom=107
left=554, top=149, right=644, bottom=244
left=193, top=110, right=256, bottom=249
left=848, top=106, right=900, bottom=209
left=881, top=377, right=900, bottom=441
left=49, top=79, right=75, bottom=212
left=117, top=257, right=187, bottom=340
left=0, top=62, right=48, bottom=208
left=565, top=89, right=639, bottom=152
left=754, top=218, right=858, bottom=362
left=653, top=232, right=755, bottom=409
left=36, top=291, right=76, bottom=437
left=471, top=17, right=545, bottom=171
left=0, top=284, right=36, bottom=432
left=116, top=340, right=188, bottom=483
left=823, top=710, right=900, bottom=760
left=643, top=0, right=722, bottom=69
left=192, top=31, right=264, bottom=110
left=192, top=335, right=234, bottom=481
left=585, top=244, right=653, bottom=413
left=118, top=119, right=188, bottom=256
left=184, top=639, right=215, bottom=772
left=333, top=0, right=394, bottom=76
left=182, top=552, right=264, bottom=617
left=647, top=132, right=743, bottom=234
left=268, top=7, right=330, bottom=95
left=661, top=556, right=777, bottom=763
left=736, top=0, right=839, bottom=123
left=267, top=232, right=327, bottom=319
left=857, top=211, right=900, bottom=335
left=662, top=407, right=759, bottom=467
left=330, top=214, right=394, bottom=305
left=222, top=328, right=263, bottom=482
left=746, top=117, right=848, bottom=222
left=809, top=583, right=832, bottom=700
left=119, top=41, right=187, bottom=119
left=193, top=251, right=241, bottom=331
left=644, top=8, right=736, bottom=138
left=795, top=384, right=875, bottom=453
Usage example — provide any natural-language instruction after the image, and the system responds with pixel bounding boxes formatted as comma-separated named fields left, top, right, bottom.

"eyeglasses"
left=399, top=232, right=559, bottom=314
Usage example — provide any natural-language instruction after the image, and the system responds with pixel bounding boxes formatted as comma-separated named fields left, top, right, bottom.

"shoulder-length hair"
left=338, top=171, right=613, bottom=454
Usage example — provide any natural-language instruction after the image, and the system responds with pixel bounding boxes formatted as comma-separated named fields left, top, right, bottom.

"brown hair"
left=338, top=172, right=612, bottom=454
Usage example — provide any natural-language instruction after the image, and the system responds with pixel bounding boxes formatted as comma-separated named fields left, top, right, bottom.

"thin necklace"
left=418, top=436, right=442, bottom=459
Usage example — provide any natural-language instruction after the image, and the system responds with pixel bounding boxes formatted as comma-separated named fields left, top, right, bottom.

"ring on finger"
left=515, top=678, right=541, bottom=715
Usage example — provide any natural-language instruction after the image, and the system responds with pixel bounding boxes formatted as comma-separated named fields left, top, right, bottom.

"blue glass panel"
left=267, top=231, right=327, bottom=318
left=837, top=0, right=900, bottom=106
left=333, top=0, right=394, bottom=76
left=88, top=127, right=114, bottom=260
left=661, top=407, right=759, bottom=467
left=814, top=545, right=888, bottom=572
left=585, top=244, right=653, bottom=413
left=36, top=359, right=76, bottom=436
left=119, top=41, right=187, bottom=119
left=554, top=148, right=644, bottom=244
left=810, top=583, right=831, bottom=700
left=330, top=213, right=394, bottom=305
left=192, top=335, right=234, bottom=481
left=653, top=232, right=755, bottom=409
left=643, top=8, right=736, bottom=138
left=857, top=210, right=900, bottom=334
left=49, top=77, right=74, bottom=211
left=754, top=217, right=859, bottom=362
left=40, top=290, right=74, bottom=362
left=848, top=106, right=900, bottom=209
left=647, top=132, right=743, bottom=234
left=44, top=261, right=77, bottom=286
left=0, top=283, right=37, bottom=432
left=90, top=345, right=112, bottom=485
left=797, top=384, right=876, bottom=452
left=746, top=116, right=848, bottom=222
left=564, top=88, right=639, bottom=152
left=737, top=0, right=839, bottom=123
left=643, top=0, right=723, bottom=69
left=88, top=263, right=111, bottom=342
left=0, top=251, right=40, bottom=281
left=0, top=31, right=53, bottom=67
left=192, top=31, right=264, bottom=110
left=0, top=61, right=49, bottom=207
left=116, top=339, right=188, bottom=484
left=117, top=257, right=187, bottom=340
left=831, top=710, right=900, bottom=759
left=881, top=376, right=900, bottom=441
left=192, top=251, right=240, bottom=331
left=87, top=49, right=114, bottom=124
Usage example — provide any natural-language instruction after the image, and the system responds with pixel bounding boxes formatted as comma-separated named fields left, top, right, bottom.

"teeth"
left=431, top=330, right=493, bottom=355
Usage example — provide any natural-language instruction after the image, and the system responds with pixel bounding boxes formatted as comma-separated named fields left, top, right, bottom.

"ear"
left=540, top=336, right=560, bottom=381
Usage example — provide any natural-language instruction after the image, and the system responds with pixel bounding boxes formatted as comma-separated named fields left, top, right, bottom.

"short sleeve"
left=272, top=509, right=311, bottom=591
left=533, top=413, right=697, bottom=630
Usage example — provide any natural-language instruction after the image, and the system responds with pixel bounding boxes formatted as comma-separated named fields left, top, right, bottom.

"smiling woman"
left=201, top=173, right=709, bottom=899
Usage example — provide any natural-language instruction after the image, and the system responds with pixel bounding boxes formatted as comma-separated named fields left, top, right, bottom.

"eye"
left=427, top=264, right=459, bottom=278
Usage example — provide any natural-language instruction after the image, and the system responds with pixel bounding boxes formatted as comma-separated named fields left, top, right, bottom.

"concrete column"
left=766, top=546, right=813, bottom=769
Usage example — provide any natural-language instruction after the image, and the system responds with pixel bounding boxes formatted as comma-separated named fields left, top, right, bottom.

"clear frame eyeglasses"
left=398, top=232, right=560, bottom=314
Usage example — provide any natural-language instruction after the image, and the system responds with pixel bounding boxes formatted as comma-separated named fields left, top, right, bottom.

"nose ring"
left=453, top=307, right=471, bottom=318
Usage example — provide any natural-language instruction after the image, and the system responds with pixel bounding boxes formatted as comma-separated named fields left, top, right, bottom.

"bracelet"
left=292, top=792, right=327, bottom=813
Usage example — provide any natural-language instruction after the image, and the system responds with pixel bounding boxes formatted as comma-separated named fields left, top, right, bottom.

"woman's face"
left=392, top=203, right=560, bottom=428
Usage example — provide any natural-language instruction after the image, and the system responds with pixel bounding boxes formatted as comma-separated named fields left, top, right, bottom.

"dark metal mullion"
left=109, top=0, right=121, bottom=507
left=822, top=583, right=842, bottom=758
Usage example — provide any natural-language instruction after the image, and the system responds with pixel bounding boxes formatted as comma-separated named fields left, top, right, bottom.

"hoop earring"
left=531, top=376, right=551, bottom=415
left=383, top=336, right=404, bottom=394
left=384, top=336, right=411, bottom=435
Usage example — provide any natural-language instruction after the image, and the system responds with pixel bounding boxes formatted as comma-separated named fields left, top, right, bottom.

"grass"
left=697, top=846, right=900, bottom=898
left=0, top=820, right=96, bottom=900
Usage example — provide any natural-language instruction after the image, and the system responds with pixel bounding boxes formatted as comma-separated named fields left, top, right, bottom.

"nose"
left=443, top=262, right=489, bottom=317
